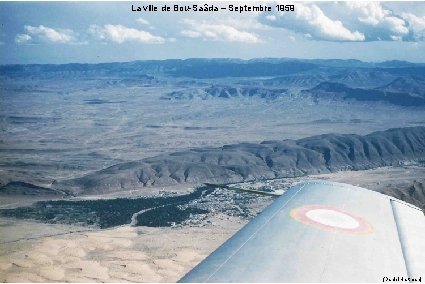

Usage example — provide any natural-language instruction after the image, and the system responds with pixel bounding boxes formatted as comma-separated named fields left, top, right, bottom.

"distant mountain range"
left=0, top=59, right=317, bottom=78
left=2, top=58, right=425, bottom=107
left=1, top=58, right=424, bottom=78
left=56, top=127, right=425, bottom=195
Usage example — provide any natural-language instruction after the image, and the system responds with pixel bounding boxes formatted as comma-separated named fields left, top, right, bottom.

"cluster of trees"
left=0, top=185, right=216, bottom=228
left=136, top=205, right=208, bottom=227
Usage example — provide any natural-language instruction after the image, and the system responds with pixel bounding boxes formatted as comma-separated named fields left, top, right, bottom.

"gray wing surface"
left=179, top=180, right=425, bottom=282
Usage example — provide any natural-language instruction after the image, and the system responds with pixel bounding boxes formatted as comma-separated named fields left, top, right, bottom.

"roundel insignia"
left=290, top=205, right=373, bottom=234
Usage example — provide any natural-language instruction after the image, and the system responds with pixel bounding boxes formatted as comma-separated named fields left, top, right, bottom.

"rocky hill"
left=305, top=82, right=425, bottom=106
left=378, top=76, right=425, bottom=98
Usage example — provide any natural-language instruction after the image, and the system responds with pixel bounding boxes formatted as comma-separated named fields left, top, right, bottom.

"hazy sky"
left=1, top=1, right=425, bottom=64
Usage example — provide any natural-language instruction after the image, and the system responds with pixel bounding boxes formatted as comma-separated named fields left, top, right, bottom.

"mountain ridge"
left=57, top=127, right=425, bottom=195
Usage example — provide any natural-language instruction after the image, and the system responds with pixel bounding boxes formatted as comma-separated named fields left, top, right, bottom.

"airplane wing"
left=179, top=180, right=425, bottom=282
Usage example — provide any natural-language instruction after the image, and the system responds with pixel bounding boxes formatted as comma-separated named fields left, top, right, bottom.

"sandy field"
left=0, top=214, right=246, bottom=283
left=0, top=166, right=424, bottom=282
